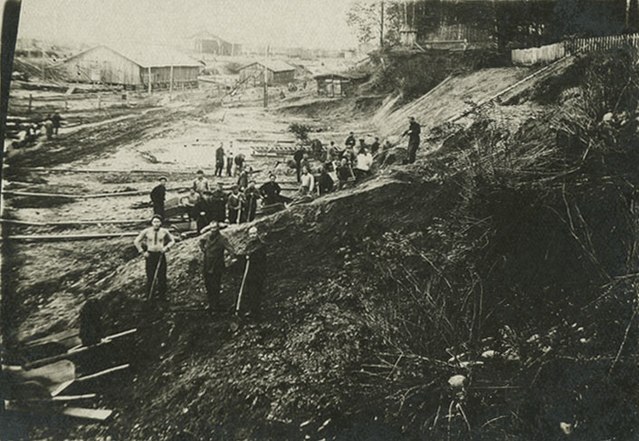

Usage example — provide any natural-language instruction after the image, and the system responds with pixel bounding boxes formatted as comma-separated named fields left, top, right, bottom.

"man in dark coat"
left=227, top=185, right=243, bottom=224
left=345, top=131, right=356, bottom=149
left=403, top=116, right=421, bottom=164
left=259, top=173, right=292, bottom=205
left=238, top=226, right=267, bottom=317
left=51, top=111, right=62, bottom=136
left=370, top=137, right=380, bottom=155
left=242, top=181, right=260, bottom=222
left=194, top=191, right=214, bottom=234
left=150, top=177, right=168, bottom=219
left=234, top=153, right=245, bottom=175
left=210, top=182, right=227, bottom=222
left=215, top=143, right=225, bottom=177
left=199, top=221, right=228, bottom=312
left=318, top=166, right=334, bottom=195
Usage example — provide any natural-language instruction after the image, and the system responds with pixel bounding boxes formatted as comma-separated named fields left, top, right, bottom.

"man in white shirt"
left=192, top=170, right=210, bottom=195
left=354, top=147, right=373, bottom=181
left=300, top=167, right=315, bottom=196
left=134, top=215, right=176, bottom=302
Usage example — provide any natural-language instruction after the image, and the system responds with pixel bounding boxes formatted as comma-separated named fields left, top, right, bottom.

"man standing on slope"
left=199, top=221, right=228, bottom=313
left=150, top=177, right=168, bottom=220
left=215, top=143, right=225, bottom=177
left=403, top=116, right=421, bottom=164
left=237, top=226, right=267, bottom=318
left=134, top=214, right=175, bottom=303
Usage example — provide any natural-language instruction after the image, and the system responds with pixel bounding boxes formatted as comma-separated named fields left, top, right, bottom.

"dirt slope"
left=9, top=50, right=639, bottom=441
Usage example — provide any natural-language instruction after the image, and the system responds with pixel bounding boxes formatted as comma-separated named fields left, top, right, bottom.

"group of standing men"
left=133, top=215, right=266, bottom=317
left=213, top=142, right=246, bottom=178
left=134, top=116, right=422, bottom=315
left=290, top=116, right=421, bottom=198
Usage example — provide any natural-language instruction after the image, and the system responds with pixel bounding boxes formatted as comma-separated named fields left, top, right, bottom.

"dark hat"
left=159, top=176, right=168, bottom=182
left=151, top=214, right=163, bottom=222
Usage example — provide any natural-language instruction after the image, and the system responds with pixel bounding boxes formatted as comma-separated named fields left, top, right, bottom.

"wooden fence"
left=512, top=33, right=639, bottom=66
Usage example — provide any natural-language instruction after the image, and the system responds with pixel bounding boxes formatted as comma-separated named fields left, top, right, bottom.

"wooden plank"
left=5, top=232, right=140, bottom=242
left=76, top=364, right=130, bottom=383
left=51, top=394, right=97, bottom=401
left=4, top=361, right=76, bottom=398
left=24, top=329, right=137, bottom=369
left=59, top=407, right=113, bottom=421
left=1, top=218, right=146, bottom=226
left=22, top=328, right=79, bottom=347
left=4, top=401, right=113, bottom=421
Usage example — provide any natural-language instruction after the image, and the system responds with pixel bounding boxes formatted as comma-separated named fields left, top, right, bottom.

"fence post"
left=28, top=93, right=32, bottom=113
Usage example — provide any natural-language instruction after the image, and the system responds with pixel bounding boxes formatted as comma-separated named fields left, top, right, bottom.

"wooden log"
left=1, top=218, right=147, bottom=227
left=6, top=232, right=140, bottom=242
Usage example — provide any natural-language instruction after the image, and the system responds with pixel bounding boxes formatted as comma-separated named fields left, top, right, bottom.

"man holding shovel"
left=199, top=221, right=228, bottom=313
left=236, top=226, right=267, bottom=318
left=134, top=215, right=176, bottom=303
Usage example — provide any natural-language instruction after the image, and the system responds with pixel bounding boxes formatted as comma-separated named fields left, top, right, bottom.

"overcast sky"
left=17, top=0, right=361, bottom=49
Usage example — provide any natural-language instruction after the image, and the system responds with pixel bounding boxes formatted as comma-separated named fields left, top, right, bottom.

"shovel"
left=230, top=257, right=251, bottom=332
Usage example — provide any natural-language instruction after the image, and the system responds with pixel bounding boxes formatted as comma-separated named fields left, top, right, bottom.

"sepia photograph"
left=2, top=0, right=639, bottom=439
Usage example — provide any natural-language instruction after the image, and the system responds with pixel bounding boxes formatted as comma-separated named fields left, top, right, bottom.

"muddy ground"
left=2, top=83, right=377, bottom=340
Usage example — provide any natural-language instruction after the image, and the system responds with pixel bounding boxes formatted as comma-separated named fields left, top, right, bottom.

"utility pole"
left=42, top=44, right=46, bottom=81
left=169, top=65, right=174, bottom=97
left=380, top=1, right=385, bottom=50
left=263, top=45, right=269, bottom=108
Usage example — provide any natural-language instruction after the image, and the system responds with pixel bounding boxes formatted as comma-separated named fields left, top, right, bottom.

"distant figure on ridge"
left=215, top=143, right=225, bottom=177
left=402, top=116, right=421, bottom=164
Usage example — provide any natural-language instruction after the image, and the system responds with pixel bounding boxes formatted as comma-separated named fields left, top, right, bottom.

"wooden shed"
left=238, top=61, right=296, bottom=86
left=61, top=44, right=203, bottom=90
left=313, top=72, right=369, bottom=97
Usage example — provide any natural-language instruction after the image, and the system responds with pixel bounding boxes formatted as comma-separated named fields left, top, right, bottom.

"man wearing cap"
left=134, top=215, right=175, bottom=302
left=199, top=221, right=228, bottom=312
left=238, top=226, right=267, bottom=317
left=150, top=177, right=168, bottom=219
left=192, top=170, right=210, bottom=195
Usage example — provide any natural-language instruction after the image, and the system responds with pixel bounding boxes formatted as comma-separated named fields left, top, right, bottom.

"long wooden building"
left=61, top=44, right=203, bottom=90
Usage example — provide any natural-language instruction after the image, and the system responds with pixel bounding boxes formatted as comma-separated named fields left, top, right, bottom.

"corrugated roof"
left=241, top=60, right=295, bottom=73
left=66, top=44, right=203, bottom=68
